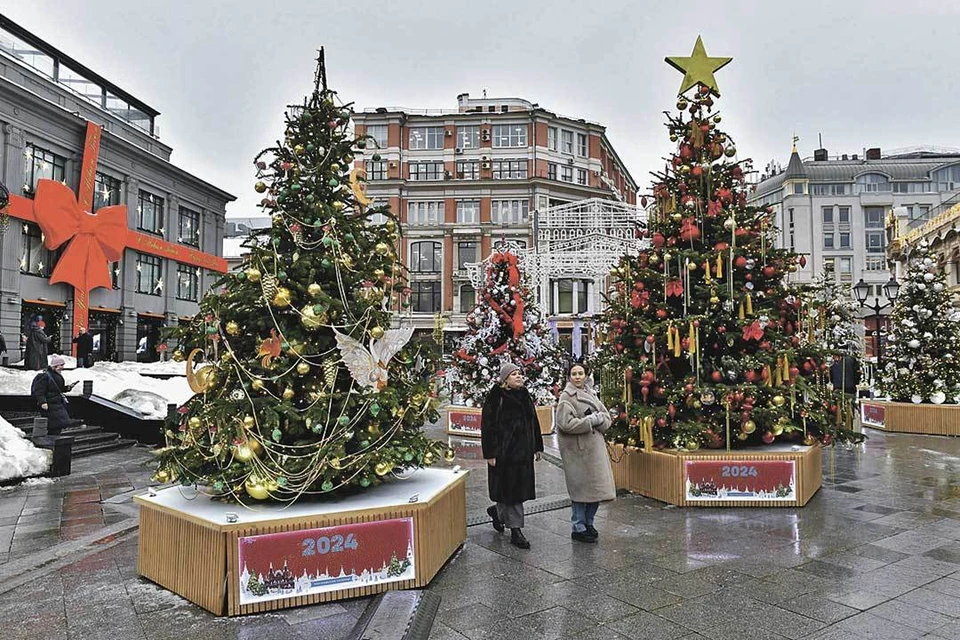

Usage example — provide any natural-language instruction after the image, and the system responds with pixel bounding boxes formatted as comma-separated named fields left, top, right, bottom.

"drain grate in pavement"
left=466, top=494, right=571, bottom=527
left=345, top=590, right=441, bottom=640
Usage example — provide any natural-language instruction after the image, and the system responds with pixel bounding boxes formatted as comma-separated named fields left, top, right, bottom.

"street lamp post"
left=853, top=276, right=900, bottom=376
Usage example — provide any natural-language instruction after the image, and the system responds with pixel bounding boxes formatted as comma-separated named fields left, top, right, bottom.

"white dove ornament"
left=333, top=326, right=414, bottom=392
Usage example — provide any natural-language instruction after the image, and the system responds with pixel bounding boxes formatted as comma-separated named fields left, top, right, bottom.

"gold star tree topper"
left=665, top=36, right=732, bottom=97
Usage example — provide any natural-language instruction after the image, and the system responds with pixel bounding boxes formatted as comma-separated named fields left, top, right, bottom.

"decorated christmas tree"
left=447, top=243, right=564, bottom=406
left=156, top=51, right=449, bottom=502
left=805, top=272, right=861, bottom=353
left=880, top=239, right=960, bottom=403
left=594, top=37, right=861, bottom=449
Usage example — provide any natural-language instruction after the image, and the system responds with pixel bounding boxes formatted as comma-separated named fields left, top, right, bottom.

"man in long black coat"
left=24, top=317, right=51, bottom=371
left=31, top=355, right=76, bottom=435
left=73, top=327, right=94, bottom=368
left=481, top=362, right=543, bottom=549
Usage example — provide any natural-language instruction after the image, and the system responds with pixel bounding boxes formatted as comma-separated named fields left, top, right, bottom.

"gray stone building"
left=0, top=15, right=234, bottom=363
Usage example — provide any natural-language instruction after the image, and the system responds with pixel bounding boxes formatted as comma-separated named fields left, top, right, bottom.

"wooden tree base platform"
left=134, top=468, right=467, bottom=616
left=861, top=400, right=960, bottom=436
left=608, top=443, right=821, bottom=507
left=446, top=405, right=554, bottom=437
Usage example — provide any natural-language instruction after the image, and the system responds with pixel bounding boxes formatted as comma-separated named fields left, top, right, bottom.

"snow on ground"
left=0, top=415, right=52, bottom=482
left=0, top=357, right=193, bottom=419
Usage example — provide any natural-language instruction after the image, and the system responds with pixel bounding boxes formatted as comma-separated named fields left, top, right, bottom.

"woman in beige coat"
left=555, top=363, right=616, bottom=543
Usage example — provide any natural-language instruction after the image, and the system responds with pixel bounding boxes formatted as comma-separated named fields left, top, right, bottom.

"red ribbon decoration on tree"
left=665, top=279, right=684, bottom=297
left=742, top=320, right=764, bottom=341
left=487, top=250, right=526, bottom=339
left=33, top=180, right=126, bottom=292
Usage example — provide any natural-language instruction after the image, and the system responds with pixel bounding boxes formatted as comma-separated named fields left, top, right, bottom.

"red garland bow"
left=33, top=179, right=126, bottom=292
left=742, top=320, right=764, bottom=341
left=665, top=279, right=684, bottom=298
left=679, top=217, right=700, bottom=241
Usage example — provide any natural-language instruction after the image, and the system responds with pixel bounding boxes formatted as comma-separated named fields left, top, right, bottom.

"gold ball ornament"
left=374, top=461, right=392, bottom=477
left=332, top=201, right=346, bottom=211
left=225, top=321, right=240, bottom=336
left=307, top=283, right=322, bottom=298
left=374, top=242, right=391, bottom=256
left=340, top=254, right=354, bottom=269
left=254, top=181, right=267, bottom=193
left=296, top=362, right=311, bottom=375
left=443, top=448, right=456, bottom=462
left=188, top=416, right=202, bottom=430
left=771, top=423, right=784, bottom=437
left=172, top=350, right=184, bottom=362
left=282, top=388, right=295, bottom=400
left=742, top=419, right=757, bottom=434
left=244, top=478, right=270, bottom=500
left=423, top=452, right=435, bottom=465
left=243, top=415, right=255, bottom=429
left=737, top=431, right=749, bottom=441
left=803, top=435, right=817, bottom=446
left=271, top=287, right=292, bottom=307
left=373, top=268, right=385, bottom=279
left=686, top=439, right=701, bottom=451
left=251, top=379, right=265, bottom=391
left=234, top=444, right=254, bottom=462
left=154, top=469, right=170, bottom=483
left=670, top=212, right=683, bottom=222
left=771, top=395, right=786, bottom=407
left=245, top=267, right=261, bottom=282
left=329, top=457, right=343, bottom=470
left=301, top=305, right=326, bottom=330
left=248, top=439, right=262, bottom=455
left=370, top=326, right=385, bottom=340
left=709, top=295, right=720, bottom=305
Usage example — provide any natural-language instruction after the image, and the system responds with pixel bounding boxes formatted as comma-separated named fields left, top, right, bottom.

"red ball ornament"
left=691, top=166, right=703, bottom=177
left=763, top=266, right=776, bottom=277
left=734, top=256, right=747, bottom=268
left=715, top=242, right=729, bottom=251
left=656, top=417, right=667, bottom=427
left=744, top=370, right=757, bottom=382
left=717, top=325, right=726, bottom=334
left=646, top=335, right=656, bottom=344
left=656, top=308, right=669, bottom=319
left=762, top=432, right=776, bottom=444
left=711, top=371, right=723, bottom=382
left=652, top=233, right=665, bottom=248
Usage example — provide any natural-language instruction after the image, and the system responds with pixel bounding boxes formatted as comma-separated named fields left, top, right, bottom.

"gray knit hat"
left=498, top=362, right=520, bottom=384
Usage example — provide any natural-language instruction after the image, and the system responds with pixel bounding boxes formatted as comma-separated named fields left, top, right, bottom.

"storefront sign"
left=685, top=459, right=796, bottom=502
left=237, top=517, right=414, bottom=605
left=861, top=403, right=886, bottom=428
left=447, top=407, right=482, bottom=436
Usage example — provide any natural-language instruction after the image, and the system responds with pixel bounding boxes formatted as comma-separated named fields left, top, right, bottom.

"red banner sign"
left=447, top=407, right=482, bottom=437
left=237, top=517, right=415, bottom=605
left=685, top=459, right=796, bottom=502
left=861, top=403, right=886, bottom=428
left=2, top=121, right=227, bottom=352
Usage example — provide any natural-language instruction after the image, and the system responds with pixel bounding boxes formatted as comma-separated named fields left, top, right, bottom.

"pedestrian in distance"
left=481, top=361, right=543, bottom=549
left=30, top=355, right=77, bottom=435
left=555, top=362, right=616, bottom=543
left=73, top=326, right=94, bottom=368
left=24, top=315, right=51, bottom=371
left=0, top=329, right=7, bottom=357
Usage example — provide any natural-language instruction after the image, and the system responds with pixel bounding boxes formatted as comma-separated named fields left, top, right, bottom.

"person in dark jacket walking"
left=0, top=330, right=7, bottom=358
left=24, top=316, right=51, bottom=371
left=30, top=355, right=76, bottom=435
left=830, top=352, right=860, bottom=394
left=481, top=362, right=543, bottom=549
left=73, top=326, right=94, bottom=368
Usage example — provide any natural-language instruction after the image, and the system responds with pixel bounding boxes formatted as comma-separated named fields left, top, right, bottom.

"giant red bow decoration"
left=665, top=279, right=684, bottom=298
left=742, top=320, right=764, bottom=342
left=33, top=179, right=126, bottom=293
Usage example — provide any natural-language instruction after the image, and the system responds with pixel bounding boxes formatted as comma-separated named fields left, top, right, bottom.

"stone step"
left=72, top=438, right=138, bottom=458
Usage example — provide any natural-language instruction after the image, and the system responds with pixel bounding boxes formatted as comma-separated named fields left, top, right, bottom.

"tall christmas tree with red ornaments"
left=447, top=243, right=564, bottom=407
left=595, top=37, right=861, bottom=450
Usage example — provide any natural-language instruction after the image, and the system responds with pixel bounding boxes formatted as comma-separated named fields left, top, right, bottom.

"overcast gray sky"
left=4, top=1, right=958, bottom=216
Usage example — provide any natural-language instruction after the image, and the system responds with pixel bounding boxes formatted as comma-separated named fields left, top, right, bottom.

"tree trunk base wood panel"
left=861, top=400, right=960, bottom=436
left=608, top=443, right=821, bottom=507
left=134, top=468, right=467, bottom=616
left=446, top=405, right=554, bottom=437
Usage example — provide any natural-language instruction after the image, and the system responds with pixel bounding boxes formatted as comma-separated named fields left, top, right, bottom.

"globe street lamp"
left=853, top=276, right=900, bottom=375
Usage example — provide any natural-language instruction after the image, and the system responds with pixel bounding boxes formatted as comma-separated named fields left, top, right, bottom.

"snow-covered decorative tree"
left=805, top=272, right=861, bottom=353
left=447, top=243, right=564, bottom=406
left=880, top=239, right=960, bottom=404
left=593, top=37, right=862, bottom=450
left=157, top=52, right=450, bottom=502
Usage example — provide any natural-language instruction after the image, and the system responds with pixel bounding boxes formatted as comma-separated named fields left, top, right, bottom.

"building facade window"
left=456, top=201, right=479, bottom=224
left=366, top=124, right=388, bottom=149
left=822, top=206, right=834, bottom=224
left=456, top=160, right=479, bottom=180
left=20, top=222, right=57, bottom=277
left=177, top=263, right=199, bottom=301
left=839, top=232, right=851, bottom=249
left=904, top=205, right=931, bottom=221
left=138, top=190, right=164, bottom=235
left=93, top=172, right=121, bottom=211
left=457, top=125, right=479, bottom=149
left=811, top=183, right=849, bottom=196
left=839, top=256, right=853, bottom=280
left=577, top=168, right=587, bottom=185
left=931, top=165, right=960, bottom=191
left=136, top=252, right=163, bottom=295
left=864, top=204, right=886, bottom=254
left=865, top=256, right=886, bottom=272
left=823, top=233, right=835, bottom=249
left=410, top=282, right=441, bottom=313
left=548, top=163, right=557, bottom=180
left=22, top=143, right=66, bottom=196
left=406, top=201, right=443, bottom=226
left=560, top=165, right=573, bottom=183
left=178, top=207, right=200, bottom=246
left=458, top=284, right=477, bottom=312
left=577, top=132, right=588, bottom=157
left=491, top=199, right=529, bottom=225
left=787, top=207, right=795, bottom=252
left=793, top=183, right=804, bottom=195
left=547, top=127, right=557, bottom=151
left=561, top=130, right=574, bottom=154
left=551, top=278, right=590, bottom=315
left=892, top=182, right=932, bottom=194
left=410, top=241, right=442, bottom=273
left=408, top=126, right=443, bottom=150
left=838, top=206, right=851, bottom=224
left=856, top=173, right=891, bottom=193
left=457, top=241, right=478, bottom=270
left=408, top=161, right=444, bottom=181
left=365, top=160, right=387, bottom=180
left=491, top=159, right=527, bottom=179
left=491, top=124, right=527, bottom=148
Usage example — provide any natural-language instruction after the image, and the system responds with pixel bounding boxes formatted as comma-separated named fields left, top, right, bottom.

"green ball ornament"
left=328, top=178, right=339, bottom=187
left=322, top=237, right=335, bottom=248
left=372, top=154, right=382, bottom=162
left=338, top=415, right=350, bottom=426
left=321, top=480, right=333, bottom=492
left=302, top=111, right=313, bottom=122
left=356, top=139, right=366, bottom=149
left=305, top=193, right=316, bottom=203
left=321, top=258, right=332, bottom=268
left=237, top=271, right=246, bottom=281
left=277, top=271, right=287, bottom=280
left=359, top=477, right=371, bottom=488
left=307, top=143, right=316, bottom=152
left=290, top=183, right=302, bottom=193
